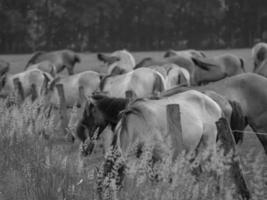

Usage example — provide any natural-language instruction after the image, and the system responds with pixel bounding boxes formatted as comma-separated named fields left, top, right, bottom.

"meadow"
left=0, top=49, right=266, bottom=200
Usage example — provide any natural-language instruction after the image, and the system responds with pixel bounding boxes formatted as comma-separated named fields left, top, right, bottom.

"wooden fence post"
left=30, top=84, right=38, bottom=102
left=40, top=74, right=49, bottom=95
left=167, top=104, right=184, bottom=160
left=216, top=118, right=251, bottom=200
left=13, top=78, right=24, bottom=104
left=56, top=84, right=68, bottom=136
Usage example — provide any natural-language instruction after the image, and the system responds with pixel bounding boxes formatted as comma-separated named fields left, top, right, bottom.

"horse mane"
left=134, top=57, right=152, bottom=69
left=93, top=94, right=129, bottom=124
left=99, top=74, right=112, bottom=91
left=25, top=51, right=46, bottom=69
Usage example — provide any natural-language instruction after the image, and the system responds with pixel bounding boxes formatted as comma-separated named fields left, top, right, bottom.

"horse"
left=164, top=49, right=206, bottom=59
left=99, top=67, right=165, bottom=98
left=161, top=73, right=267, bottom=154
left=26, top=61, right=57, bottom=77
left=44, top=71, right=100, bottom=108
left=134, top=55, right=202, bottom=85
left=97, top=49, right=135, bottom=74
left=97, top=90, right=223, bottom=192
left=252, top=42, right=267, bottom=71
left=144, top=63, right=190, bottom=89
left=0, top=68, right=52, bottom=99
left=76, top=90, right=237, bottom=157
left=191, top=53, right=245, bottom=85
left=25, top=49, right=81, bottom=75
left=76, top=94, right=129, bottom=156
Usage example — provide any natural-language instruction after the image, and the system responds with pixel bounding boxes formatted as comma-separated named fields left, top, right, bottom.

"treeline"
left=0, top=0, right=267, bottom=53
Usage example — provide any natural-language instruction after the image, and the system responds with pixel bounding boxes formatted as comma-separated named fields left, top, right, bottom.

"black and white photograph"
left=0, top=0, right=266, bottom=199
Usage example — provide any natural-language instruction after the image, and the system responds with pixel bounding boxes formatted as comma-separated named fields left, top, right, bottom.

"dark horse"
left=76, top=94, right=129, bottom=156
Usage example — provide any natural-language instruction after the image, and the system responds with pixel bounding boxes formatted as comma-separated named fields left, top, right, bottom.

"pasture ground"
left=0, top=49, right=266, bottom=199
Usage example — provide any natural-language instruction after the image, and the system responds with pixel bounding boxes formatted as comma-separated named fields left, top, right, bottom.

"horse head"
left=77, top=95, right=109, bottom=156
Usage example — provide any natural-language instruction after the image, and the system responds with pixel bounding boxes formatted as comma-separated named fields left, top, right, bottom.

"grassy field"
left=0, top=48, right=266, bottom=199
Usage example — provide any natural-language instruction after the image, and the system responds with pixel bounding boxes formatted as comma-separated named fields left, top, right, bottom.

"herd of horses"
left=1, top=43, right=267, bottom=198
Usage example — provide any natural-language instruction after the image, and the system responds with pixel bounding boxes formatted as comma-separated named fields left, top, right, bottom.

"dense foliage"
left=0, top=0, right=267, bottom=52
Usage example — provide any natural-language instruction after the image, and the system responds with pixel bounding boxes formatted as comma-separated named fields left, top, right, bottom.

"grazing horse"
left=100, top=67, right=165, bottom=98
left=44, top=71, right=100, bottom=107
left=25, top=49, right=81, bottom=75
left=145, top=63, right=190, bottom=88
left=0, top=68, right=52, bottom=99
left=191, top=53, right=245, bottom=85
left=76, top=95, right=129, bottom=156
left=97, top=49, right=135, bottom=74
left=252, top=42, right=267, bottom=71
left=161, top=73, right=267, bottom=154
left=164, top=49, right=206, bottom=59
left=98, top=90, right=222, bottom=191
left=26, top=61, right=56, bottom=77
left=134, top=55, right=201, bottom=85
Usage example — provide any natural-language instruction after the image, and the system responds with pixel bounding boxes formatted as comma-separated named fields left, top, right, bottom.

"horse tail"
left=239, top=58, right=246, bottom=72
left=228, top=100, right=247, bottom=144
left=25, top=51, right=46, bottom=70
left=153, top=72, right=165, bottom=93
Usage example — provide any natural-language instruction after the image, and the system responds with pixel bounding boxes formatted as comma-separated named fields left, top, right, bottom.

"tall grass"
left=0, top=97, right=266, bottom=200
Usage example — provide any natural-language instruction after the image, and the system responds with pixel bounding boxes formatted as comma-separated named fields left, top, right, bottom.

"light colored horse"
left=135, top=55, right=200, bottom=85
left=252, top=42, right=267, bottom=71
left=115, top=90, right=222, bottom=155
left=77, top=90, right=222, bottom=158
left=97, top=49, right=136, bottom=74
left=145, top=63, right=190, bottom=89
left=0, top=68, right=52, bottom=98
left=25, top=49, right=81, bottom=75
left=136, top=53, right=245, bottom=85
left=191, top=53, right=245, bottom=85
left=45, top=71, right=100, bottom=107
left=164, top=49, right=206, bottom=59
left=27, top=61, right=57, bottom=77
left=97, top=90, right=222, bottom=192
left=100, top=67, right=165, bottom=98
left=161, top=73, right=267, bottom=154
